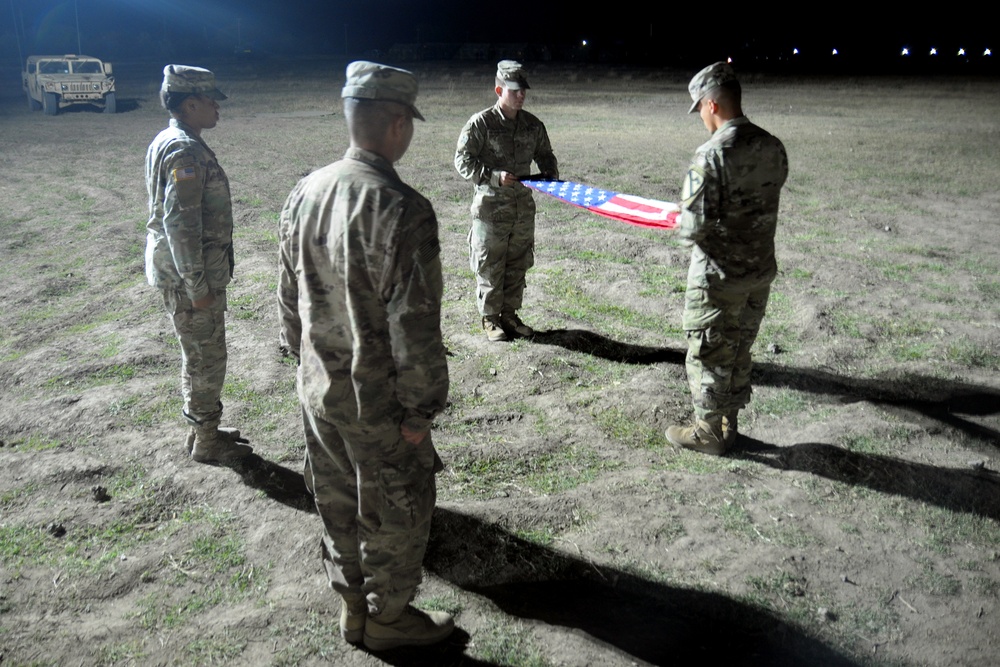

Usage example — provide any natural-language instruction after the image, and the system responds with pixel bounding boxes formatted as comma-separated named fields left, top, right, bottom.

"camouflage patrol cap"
left=496, top=60, right=530, bottom=90
left=687, top=61, right=737, bottom=113
left=341, top=61, right=424, bottom=121
left=161, top=64, right=227, bottom=100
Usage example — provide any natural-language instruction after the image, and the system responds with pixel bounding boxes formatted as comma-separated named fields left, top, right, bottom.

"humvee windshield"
left=40, top=61, right=70, bottom=74
left=74, top=61, right=102, bottom=74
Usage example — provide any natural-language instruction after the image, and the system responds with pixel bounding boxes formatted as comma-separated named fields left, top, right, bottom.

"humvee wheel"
left=43, top=92, right=58, bottom=116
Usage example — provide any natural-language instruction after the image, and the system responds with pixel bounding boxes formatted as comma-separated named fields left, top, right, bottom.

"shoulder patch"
left=172, top=166, right=196, bottom=183
left=681, top=165, right=706, bottom=206
left=418, top=237, right=440, bottom=264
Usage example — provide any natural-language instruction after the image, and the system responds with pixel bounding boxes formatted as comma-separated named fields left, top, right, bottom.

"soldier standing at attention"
left=278, top=62, right=453, bottom=650
left=455, top=60, right=558, bottom=342
left=665, top=62, right=789, bottom=456
left=145, top=65, right=251, bottom=463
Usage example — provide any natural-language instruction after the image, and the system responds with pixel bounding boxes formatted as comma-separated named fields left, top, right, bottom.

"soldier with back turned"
left=278, top=61, right=453, bottom=650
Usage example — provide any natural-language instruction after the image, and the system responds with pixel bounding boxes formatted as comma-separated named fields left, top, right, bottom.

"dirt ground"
left=1, top=59, right=998, bottom=666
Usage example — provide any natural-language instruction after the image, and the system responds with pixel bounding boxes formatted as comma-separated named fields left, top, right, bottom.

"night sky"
left=3, top=0, right=995, bottom=72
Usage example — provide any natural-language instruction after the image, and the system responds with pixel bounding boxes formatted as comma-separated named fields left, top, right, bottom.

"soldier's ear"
left=387, top=112, right=410, bottom=144
left=179, top=95, right=198, bottom=116
left=495, top=85, right=503, bottom=97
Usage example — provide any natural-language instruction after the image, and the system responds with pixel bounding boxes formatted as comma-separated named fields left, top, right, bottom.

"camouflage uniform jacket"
left=454, top=102, right=558, bottom=221
left=678, top=116, right=788, bottom=299
left=144, top=118, right=234, bottom=301
left=278, top=147, right=448, bottom=433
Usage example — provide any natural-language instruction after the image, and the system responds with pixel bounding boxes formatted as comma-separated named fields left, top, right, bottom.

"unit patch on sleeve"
left=681, top=165, right=706, bottom=207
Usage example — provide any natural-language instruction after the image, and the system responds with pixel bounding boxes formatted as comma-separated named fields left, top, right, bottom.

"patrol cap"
left=341, top=61, right=424, bottom=121
left=496, top=60, right=530, bottom=90
left=687, top=61, right=737, bottom=113
left=161, top=64, right=227, bottom=100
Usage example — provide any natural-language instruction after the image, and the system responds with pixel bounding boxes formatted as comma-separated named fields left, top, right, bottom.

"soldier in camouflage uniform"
left=455, top=60, right=558, bottom=342
left=145, top=65, right=251, bottom=463
left=278, top=61, right=453, bottom=651
left=665, top=62, right=789, bottom=456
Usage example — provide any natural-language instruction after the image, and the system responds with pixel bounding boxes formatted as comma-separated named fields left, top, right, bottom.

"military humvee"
left=23, top=54, right=116, bottom=116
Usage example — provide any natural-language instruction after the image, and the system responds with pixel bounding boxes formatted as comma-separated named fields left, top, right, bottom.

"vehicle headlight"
left=61, top=83, right=67, bottom=91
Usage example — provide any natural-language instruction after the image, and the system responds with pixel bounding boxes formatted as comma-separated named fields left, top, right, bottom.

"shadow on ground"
left=229, top=457, right=855, bottom=666
left=427, top=507, right=857, bottom=667
left=230, top=455, right=314, bottom=512
left=738, top=436, right=1000, bottom=521
left=532, top=328, right=1000, bottom=446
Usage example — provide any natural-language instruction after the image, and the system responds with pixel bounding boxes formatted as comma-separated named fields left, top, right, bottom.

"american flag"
left=523, top=179, right=679, bottom=230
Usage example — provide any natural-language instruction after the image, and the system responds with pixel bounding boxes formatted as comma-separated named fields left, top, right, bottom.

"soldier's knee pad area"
left=686, top=328, right=739, bottom=362
left=178, top=308, right=218, bottom=340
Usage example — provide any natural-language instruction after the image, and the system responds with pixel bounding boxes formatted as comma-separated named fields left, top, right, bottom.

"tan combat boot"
left=499, top=311, right=533, bottom=337
left=339, top=593, right=367, bottom=644
left=363, top=605, right=455, bottom=651
left=482, top=315, right=508, bottom=342
left=722, top=411, right=739, bottom=448
left=186, top=421, right=253, bottom=463
left=665, top=417, right=727, bottom=456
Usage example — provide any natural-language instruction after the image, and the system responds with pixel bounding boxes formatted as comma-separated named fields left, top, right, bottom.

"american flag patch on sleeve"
left=172, top=166, right=196, bottom=182
left=418, top=237, right=440, bottom=264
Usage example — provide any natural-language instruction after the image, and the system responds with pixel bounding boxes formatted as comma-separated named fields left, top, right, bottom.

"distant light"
left=930, top=47, right=937, bottom=55
left=958, top=48, right=966, bottom=55
left=581, top=39, right=587, bottom=46
left=985, top=48, right=992, bottom=56
left=901, top=47, right=909, bottom=56
left=831, top=48, right=838, bottom=55
left=727, top=56, right=732, bottom=63
left=792, top=47, right=799, bottom=55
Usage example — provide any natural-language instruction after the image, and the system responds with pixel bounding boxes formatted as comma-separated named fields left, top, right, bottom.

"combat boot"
left=339, top=593, right=367, bottom=644
left=722, top=411, right=739, bottom=448
left=363, top=605, right=455, bottom=651
left=665, top=417, right=727, bottom=456
left=186, top=421, right=253, bottom=463
left=482, top=315, right=508, bottom=342
left=500, top=312, right=533, bottom=338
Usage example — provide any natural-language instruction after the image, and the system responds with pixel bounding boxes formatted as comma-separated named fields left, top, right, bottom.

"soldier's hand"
left=192, top=292, right=216, bottom=309
left=498, top=171, right=518, bottom=187
left=400, top=425, right=428, bottom=445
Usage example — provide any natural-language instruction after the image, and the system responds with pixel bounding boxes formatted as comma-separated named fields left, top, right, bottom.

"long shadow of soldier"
left=531, top=329, right=1000, bottom=447
left=737, top=436, right=1000, bottom=521
left=426, top=506, right=857, bottom=667
left=228, top=456, right=856, bottom=666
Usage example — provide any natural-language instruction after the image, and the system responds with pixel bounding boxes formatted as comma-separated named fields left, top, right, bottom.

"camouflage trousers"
left=468, top=210, right=535, bottom=317
left=161, top=288, right=227, bottom=425
left=682, top=284, right=771, bottom=422
left=301, top=408, right=441, bottom=619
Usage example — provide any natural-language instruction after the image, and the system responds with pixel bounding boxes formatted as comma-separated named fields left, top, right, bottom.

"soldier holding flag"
left=666, top=62, right=789, bottom=456
left=455, top=60, right=559, bottom=342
